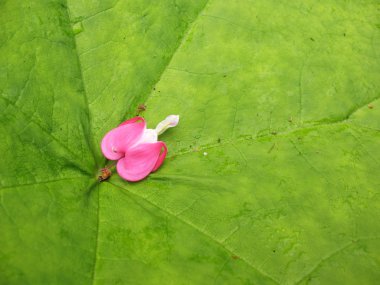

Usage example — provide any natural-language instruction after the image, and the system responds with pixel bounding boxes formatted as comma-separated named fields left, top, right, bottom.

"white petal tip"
left=155, top=115, right=180, bottom=135
left=166, top=115, right=179, bottom=126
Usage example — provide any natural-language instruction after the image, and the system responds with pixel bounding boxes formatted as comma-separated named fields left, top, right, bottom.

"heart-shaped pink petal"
left=101, top=117, right=146, bottom=160
left=116, top=142, right=167, bottom=181
left=119, top=116, right=144, bottom=127
left=152, top=143, right=167, bottom=172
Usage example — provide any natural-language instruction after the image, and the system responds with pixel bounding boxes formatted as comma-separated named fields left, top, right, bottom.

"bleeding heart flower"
left=101, top=115, right=179, bottom=182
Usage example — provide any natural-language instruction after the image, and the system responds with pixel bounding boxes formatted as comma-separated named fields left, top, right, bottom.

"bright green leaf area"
left=1, top=0, right=380, bottom=284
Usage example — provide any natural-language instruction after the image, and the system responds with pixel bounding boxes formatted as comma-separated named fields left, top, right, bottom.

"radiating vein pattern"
left=1, top=0, right=380, bottom=284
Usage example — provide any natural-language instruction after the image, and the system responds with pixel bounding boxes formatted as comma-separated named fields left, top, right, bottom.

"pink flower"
left=101, top=115, right=179, bottom=182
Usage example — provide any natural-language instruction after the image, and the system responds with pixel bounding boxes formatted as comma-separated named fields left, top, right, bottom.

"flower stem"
left=98, top=162, right=116, bottom=182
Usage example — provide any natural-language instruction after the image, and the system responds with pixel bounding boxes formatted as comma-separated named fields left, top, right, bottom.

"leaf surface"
left=1, top=0, right=380, bottom=284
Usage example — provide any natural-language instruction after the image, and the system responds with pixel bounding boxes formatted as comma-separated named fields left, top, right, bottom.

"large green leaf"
left=1, top=0, right=379, bottom=284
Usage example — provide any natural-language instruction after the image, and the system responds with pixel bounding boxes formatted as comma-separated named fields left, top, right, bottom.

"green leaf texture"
left=1, top=0, right=379, bottom=284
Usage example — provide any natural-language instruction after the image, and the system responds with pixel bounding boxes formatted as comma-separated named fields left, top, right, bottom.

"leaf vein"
left=170, top=120, right=351, bottom=159
left=120, top=0, right=212, bottom=121
left=109, top=182, right=280, bottom=285
left=0, top=95, right=92, bottom=175
left=0, top=177, right=85, bottom=191
left=91, top=184, right=101, bottom=285
left=63, top=0, right=99, bottom=167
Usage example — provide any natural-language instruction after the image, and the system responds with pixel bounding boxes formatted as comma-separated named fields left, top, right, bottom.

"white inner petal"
left=155, top=115, right=180, bottom=135
left=134, top=128, right=158, bottom=146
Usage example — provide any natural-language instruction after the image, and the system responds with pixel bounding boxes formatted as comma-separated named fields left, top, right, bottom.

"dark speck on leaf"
left=368, top=104, right=374, bottom=109
left=136, top=103, right=146, bottom=115
left=310, top=37, right=315, bottom=41
left=268, top=143, right=276, bottom=154
left=223, top=74, right=227, bottom=77
left=272, top=250, right=276, bottom=253
left=217, top=138, right=221, bottom=143
left=344, top=33, right=346, bottom=37
left=271, top=131, right=277, bottom=135
left=231, top=255, right=240, bottom=260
